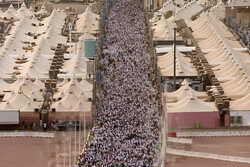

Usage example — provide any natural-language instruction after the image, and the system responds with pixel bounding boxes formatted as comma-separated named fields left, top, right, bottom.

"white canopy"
left=158, top=45, right=197, bottom=76
left=230, top=93, right=250, bottom=111
left=167, top=79, right=207, bottom=101
left=167, top=90, right=218, bottom=113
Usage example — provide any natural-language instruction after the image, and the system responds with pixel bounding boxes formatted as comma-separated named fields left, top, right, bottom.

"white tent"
left=36, top=5, right=48, bottom=15
left=21, top=101, right=38, bottom=112
left=167, top=90, right=217, bottom=113
left=0, top=79, right=9, bottom=91
left=0, top=100, right=15, bottom=110
left=167, top=79, right=207, bottom=101
left=152, top=15, right=177, bottom=40
left=76, top=5, right=99, bottom=34
left=187, top=12, right=250, bottom=99
left=175, top=1, right=203, bottom=21
left=230, top=93, right=250, bottom=111
left=2, top=4, right=17, bottom=19
left=158, top=45, right=197, bottom=76
left=53, top=91, right=79, bottom=110
left=71, top=101, right=91, bottom=112
left=58, top=78, right=92, bottom=97
left=51, top=101, right=69, bottom=112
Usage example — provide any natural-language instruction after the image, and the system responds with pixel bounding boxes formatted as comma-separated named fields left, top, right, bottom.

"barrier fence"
left=167, top=148, right=250, bottom=164
left=0, top=132, right=55, bottom=138
left=177, top=131, right=250, bottom=137
left=167, top=137, right=192, bottom=144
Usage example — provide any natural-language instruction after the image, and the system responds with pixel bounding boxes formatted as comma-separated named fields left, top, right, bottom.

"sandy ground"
left=166, top=136, right=250, bottom=167
left=0, top=131, right=88, bottom=167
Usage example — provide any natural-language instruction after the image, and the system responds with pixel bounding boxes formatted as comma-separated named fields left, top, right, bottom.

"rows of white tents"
left=154, top=1, right=250, bottom=127
left=187, top=8, right=250, bottom=126
left=0, top=4, right=48, bottom=19
left=151, top=0, right=203, bottom=80
left=0, top=3, right=98, bottom=125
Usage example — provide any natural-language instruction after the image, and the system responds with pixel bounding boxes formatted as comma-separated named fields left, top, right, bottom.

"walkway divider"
left=167, top=137, right=192, bottom=144
left=166, top=148, right=250, bottom=164
left=0, top=132, right=55, bottom=138
left=176, top=131, right=250, bottom=137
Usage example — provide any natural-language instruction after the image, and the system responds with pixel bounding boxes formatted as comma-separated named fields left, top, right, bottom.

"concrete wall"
left=49, top=111, right=92, bottom=127
left=168, top=112, right=220, bottom=129
left=17, top=111, right=92, bottom=128
left=19, top=112, right=40, bottom=127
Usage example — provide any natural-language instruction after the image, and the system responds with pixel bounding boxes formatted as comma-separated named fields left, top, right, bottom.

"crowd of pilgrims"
left=238, top=25, right=250, bottom=50
left=77, top=0, right=160, bottom=166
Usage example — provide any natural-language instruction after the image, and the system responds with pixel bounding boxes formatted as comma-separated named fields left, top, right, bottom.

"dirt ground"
left=0, top=131, right=88, bottom=167
left=166, top=136, right=250, bottom=167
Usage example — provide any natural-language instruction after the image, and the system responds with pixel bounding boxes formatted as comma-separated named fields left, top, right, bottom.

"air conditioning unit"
left=230, top=116, right=235, bottom=123
left=236, top=116, right=242, bottom=126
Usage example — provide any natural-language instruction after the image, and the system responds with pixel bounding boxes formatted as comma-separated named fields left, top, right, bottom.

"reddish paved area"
left=166, top=136, right=250, bottom=167
left=190, top=137, right=250, bottom=158
left=166, top=154, right=250, bottom=167
left=1, top=134, right=250, bottom=166
left=0, top=131, right=88, bottom=167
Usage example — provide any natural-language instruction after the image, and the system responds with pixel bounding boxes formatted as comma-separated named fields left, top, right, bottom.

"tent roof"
left=167, top=90, right=217, bottom=113
left=230, top=93, right=250, bottom=111
left=167, top=79, right=207, bottom=100
left=71, top=101, right=91, bottom=112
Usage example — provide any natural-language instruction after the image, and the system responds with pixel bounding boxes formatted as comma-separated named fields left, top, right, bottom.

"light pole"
left=69, top=23, right=73, bottom=55
left=69, top=132, right=71, bottom=167
left=74, top=112, right=77, bottom=164
left=84, top=109, right=86, bottom=144
left=106, top=0, right=108, bottom=11
left=64, top=141, right=66, bottom=167
left=173, top=28, right=176, bottom=91
left=56, top=145, right=59, bottom=167
left=79, top=109, right=81, bottom=155
left=75, top=32, right=77, bottom=53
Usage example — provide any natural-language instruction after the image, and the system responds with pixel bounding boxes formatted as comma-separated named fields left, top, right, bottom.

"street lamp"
left=69, top=23, right=73, bottom=55
left=173, top=27, right=176, bottom=91
left=74, top=111, right=77, bottom=164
